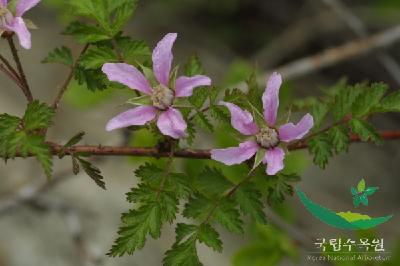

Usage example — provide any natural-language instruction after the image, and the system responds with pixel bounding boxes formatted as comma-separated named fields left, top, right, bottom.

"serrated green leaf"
left=74, top=67, right=109, bottom=91
left=23, top=101, right=54, bottom=131
left=308, top=134, right=333, bottom=169
left=189, top=87, right=209, bottom=109
left=379, top=90, right=400, bottom=112
left=183, top=194, right=214, bottom=221
left=184, top=54, right=203, bottom=76
left=116, top=36, right=151, bottom=63
left=42, top=46, right=73, bottom=66
left=266, top=173, right=301, bottom=204
left=166, top=173, right=192, bottom=199
left=78, top=157, right=106, bottom=189
left=63, top=21, right=110, bottom=43
left=311, top=102, right=329, bottom=130
left=25, top=135, right=53, bottom=179
left=59, top=131, right=85, bottom=158
left=357, top=179, right=366, bottom=193
left=163, top=237, right=202, bottom=266
left=109, top=201, right=162, bottom=256
left=195, top=167, right=232, bottom=199
left=79, top=46, right=118, bottom=69
left=349, top=119, right=383, bottom=144
left=72, top=156, right=80, bottom=175
left=69, top=0, right=109, bottom=30
left=213, top=199, right=243, bottom=234
left=193, top=112, right=213, bottom=132
left=135, top=163, right=164, bottom=186
left=235, top=183, right=266, bottom=224
left=210, top=105, right=230, bottom=124
left=198, top=224, right=223, bottom=252
left=328, top=125, right=349, bottom=153
left=331, top=85, right=361, bottom=121
left=175, top=223, right=198, bottom=243
left=352, top=82, right=388, bottom=117
left=110, top=0, right=137, bottom=34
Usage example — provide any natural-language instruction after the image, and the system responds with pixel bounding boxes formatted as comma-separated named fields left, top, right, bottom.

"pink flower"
left=102, top=33, right=211, bottom=139
left=0, top=0, right=40, bottom=49
left=211, top=72, right=314, bottom=175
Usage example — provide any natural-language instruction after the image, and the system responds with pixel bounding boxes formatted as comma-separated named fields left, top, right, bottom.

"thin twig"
left=0, top=54, right=21, bottom=80
left=52, top=44, right=90, bottom=109
left=6, top=35, right=33, bottom=102
left=0, top=63, right=25, bottom=90
left=320, top=0, right=400, bottom=86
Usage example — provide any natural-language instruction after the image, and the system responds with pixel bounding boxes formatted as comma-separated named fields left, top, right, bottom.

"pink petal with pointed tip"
left=211, top=141, right=259, bottom=165
left=106, top=106, right=157, bottom=131
left=278, top=113, right=314, bottom=142
left=16, top=0, right=40, bottom=17
left=175, top=75, right=211, bottom=97
left=157, top=107, right=187, bottom=139
left=262, top=72, right=282, bottom=126
left=102, top=63, right=152, bottom=95
left=5, top=17, right=30, bottom=49
left=219, top=101, right=259, bottom=136
left=152, top=33, right=177, bottom=86
left=263, top=147, right=285, bottom=175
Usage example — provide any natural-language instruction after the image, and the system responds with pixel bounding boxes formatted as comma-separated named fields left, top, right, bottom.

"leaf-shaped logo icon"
left=357, top=179, right=366, bottom=193
left=351, top=179, right=379, bottom=207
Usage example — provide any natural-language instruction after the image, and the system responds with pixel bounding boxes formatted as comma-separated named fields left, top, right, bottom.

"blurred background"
left=0, top=0, right=399, bottom=265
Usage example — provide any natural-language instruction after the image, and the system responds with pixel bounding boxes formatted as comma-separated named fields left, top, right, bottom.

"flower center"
left=255, top=127, right=279, bottom=148
left=151, top=84, right=174, bottom=110
left=0, top=6, right=13, bottom=27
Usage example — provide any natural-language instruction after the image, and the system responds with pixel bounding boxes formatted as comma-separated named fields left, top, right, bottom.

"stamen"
left=255, top=127, right=279, bottom=148
left=151, top=84, right=174, bottom=110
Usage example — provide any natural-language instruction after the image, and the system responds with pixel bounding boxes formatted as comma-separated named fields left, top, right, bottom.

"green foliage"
left=306, top=81, right=395, bottom=168
left=42, top=46, right=73, bottom=66
left=308, top=134, right=333, bottom=169
left=58, top=131, right=85, bottom=158
left=109, top=163, right=192, bottom=256
left=164, top=236, right=202, bottom=266
left=77, top=157, right=106, bottom=189
left=184, top=54, right=203, bottom=76
left=63, top=21, right=111, bottom=43
left=349, top=119, right=382, bottom=144
left=0, top=101, right=54, bottom=178
left=235, top=182, right=266, bottom=224
left=79, top=45, right=118, bottom=69
left=109, top=201, right=162, bottom=256
left=266, top=173, right=301, bottom=205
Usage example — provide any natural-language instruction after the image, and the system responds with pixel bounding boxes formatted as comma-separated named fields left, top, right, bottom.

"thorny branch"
left=9, top=130, right=400, bottom=159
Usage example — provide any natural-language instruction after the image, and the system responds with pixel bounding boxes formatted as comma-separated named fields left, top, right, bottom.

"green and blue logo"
left=296, top=178, right=393, bottom=230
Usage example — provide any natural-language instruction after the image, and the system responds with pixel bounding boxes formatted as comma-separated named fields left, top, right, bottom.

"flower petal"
left=157, top=107, right=187, bottom=139
left=262, top=72, right=282, bottom=126
left=16, top=0, right=40, bottom=17
left=220, top=101, right=259, bottom=135
left=175, top=75, right=211, bottom=97
left=1, top=0, right=8, bottom=7
left=106, top=106, right=157, bottom=131
left=278, top=113, right=314, bottom=142
left=102, top=63, right=152, bottom=95
left=211, top=141, right=259, bottom=166
left=263, top=147, right=285, bottom=175
left=152, top=33, right=177, bottom=86
left=5, top=17, right=30, bottom=49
